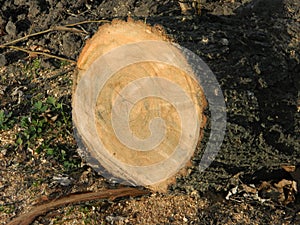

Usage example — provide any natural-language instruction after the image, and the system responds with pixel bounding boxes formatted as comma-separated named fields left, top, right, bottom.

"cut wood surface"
left=72, top=19, right=207, bottom=191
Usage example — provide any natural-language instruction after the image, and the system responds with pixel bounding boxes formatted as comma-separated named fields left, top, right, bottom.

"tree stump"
left=72, top=19, right=207, bottom=191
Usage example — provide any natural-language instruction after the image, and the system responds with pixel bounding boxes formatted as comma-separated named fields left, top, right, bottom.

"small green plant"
left=33, top=100, right=48, bottom=113
left=15, top=96, right=80, bottom=171
left=0, top=204, right=15, bottom=214
left=21, top=58, right=42, bottom=79
left=0, top=110, right=13, bottom=130
left=32, top=58, right=41, bottom=71
left=59, top=60, right=70, bottom=68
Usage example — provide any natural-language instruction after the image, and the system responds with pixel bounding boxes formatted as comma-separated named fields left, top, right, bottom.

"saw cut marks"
left=72, top=19, right=207, bottom=191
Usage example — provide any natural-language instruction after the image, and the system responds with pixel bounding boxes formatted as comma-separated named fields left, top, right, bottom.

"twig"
left=0, top=28, right=53, bottom=47
left=7, top=187, right=149, bottom=225
left=0, top=19, right=110, bottom=63
left=0, top=20, right=109, bottom=47
left=7, top=46, right=76, bottom=64
left=50, top=26, right=87, bottom=34
left=46, top=67, right=74, bottom=81
left=64, top=20, right=109, bottom=27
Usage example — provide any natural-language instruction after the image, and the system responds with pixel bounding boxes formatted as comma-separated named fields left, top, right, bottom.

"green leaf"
left=20, top=116, right=29, bottom=128
left=46, top=96, right=56, bottom=106
left=56, top=103, right=63, bottom=110
left=0, top=110, right=5, bottom=129
left=0, top=110, right=12, bottom=130
left=46, top=148, right=54, bottom=155
left=16, top=137, right=23, bottom=145
left=34, top=101, right=43, bottom=110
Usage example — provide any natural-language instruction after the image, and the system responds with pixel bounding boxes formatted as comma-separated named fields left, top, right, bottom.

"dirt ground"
left=0, top=0, right=299, bottom=224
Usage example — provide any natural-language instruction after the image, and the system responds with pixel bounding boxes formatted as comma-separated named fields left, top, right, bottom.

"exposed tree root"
left=7, top=187, right=149, bottom=225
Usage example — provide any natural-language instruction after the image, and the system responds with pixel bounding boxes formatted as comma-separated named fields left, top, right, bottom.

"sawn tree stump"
left=72, top=19, right=207, bottom=191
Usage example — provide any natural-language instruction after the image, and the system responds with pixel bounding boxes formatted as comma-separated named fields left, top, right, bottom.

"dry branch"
left=0, top=20, right=109, bottom=63
left=7, top=187, right=149, bottom=225
left=7, top=46, right=76, bottom=63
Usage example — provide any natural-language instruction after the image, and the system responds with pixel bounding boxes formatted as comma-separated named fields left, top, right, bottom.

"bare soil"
left=0, top=0, right=299, bottom=224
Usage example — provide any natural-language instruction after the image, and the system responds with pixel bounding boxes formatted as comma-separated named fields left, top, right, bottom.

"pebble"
left=5, top=21, right=16, bottom=36
left=220, top=38, right=229, bottom=46
left=0, top=85, right=7, bottom=95
left=52, top=175, right=73, bottom=186
left=0, top=54, right=7, bottom=67
left=106, top=215, right=126, bottom=223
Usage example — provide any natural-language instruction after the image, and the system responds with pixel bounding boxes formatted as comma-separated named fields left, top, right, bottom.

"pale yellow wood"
left=72, top=19, right=207, bottom=191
